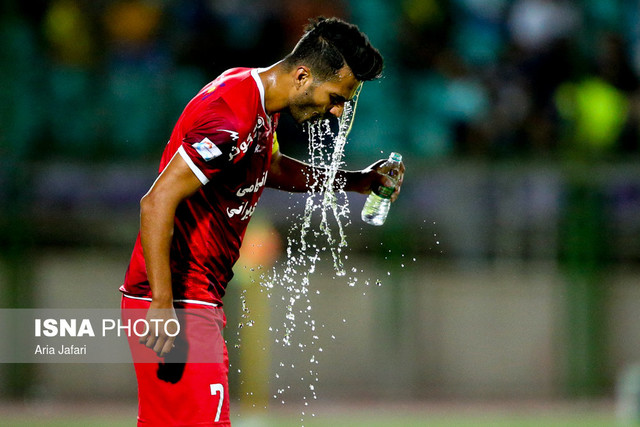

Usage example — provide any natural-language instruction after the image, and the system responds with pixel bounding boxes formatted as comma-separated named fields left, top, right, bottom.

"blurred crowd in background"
left=397, top=0, right=640, bottom=159
left=2, top=0, right=640, bottom=163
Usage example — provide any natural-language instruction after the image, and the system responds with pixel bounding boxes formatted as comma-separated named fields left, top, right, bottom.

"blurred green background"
left=2, top=0, right=640, bottom=425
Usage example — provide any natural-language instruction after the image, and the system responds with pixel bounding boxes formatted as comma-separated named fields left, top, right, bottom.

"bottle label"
left=377, top=185, right=394, bottom=198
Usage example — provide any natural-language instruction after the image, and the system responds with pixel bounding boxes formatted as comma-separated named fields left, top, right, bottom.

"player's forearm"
left=139, top=193, right=175, bottom=307
left=267, top=153, right=313, bottom=191
left=267, top=153, right=367, bottom=193
left=337, top=169, right=371, bottom=194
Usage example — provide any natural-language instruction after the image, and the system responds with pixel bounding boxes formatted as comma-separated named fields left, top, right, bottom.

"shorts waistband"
left=122, top=293, right=219, bottom=307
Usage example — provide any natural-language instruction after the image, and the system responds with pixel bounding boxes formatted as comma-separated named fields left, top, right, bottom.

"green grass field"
left=0, top=400, right=623, bottom=427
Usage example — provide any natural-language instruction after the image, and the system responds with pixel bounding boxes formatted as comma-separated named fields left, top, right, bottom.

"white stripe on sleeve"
left=178, top=145, right=209, bottom=185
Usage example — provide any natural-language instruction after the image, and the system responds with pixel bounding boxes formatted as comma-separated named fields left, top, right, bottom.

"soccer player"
left=120, top=17, right=405, bottom=426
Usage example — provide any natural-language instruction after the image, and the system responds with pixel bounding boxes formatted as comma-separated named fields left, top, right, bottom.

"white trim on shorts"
left=122, top=293, right=219, bottom=307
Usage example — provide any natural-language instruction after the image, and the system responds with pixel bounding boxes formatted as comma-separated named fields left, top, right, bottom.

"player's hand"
left=362, top=158, right=405, bottom=202
left=139, top=303, right=179, bottom=357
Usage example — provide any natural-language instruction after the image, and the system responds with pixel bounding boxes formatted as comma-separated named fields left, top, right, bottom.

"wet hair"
left=283, top=17, right=384, bottom=82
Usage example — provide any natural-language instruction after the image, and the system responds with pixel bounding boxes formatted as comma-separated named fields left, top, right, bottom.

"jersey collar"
left=251, top=68, right=266, bottom=114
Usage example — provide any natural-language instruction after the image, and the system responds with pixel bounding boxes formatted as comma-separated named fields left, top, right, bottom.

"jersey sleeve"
left=178, top=98, right=244, bottom=185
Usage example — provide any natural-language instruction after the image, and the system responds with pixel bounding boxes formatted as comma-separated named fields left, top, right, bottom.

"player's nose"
left=329, top=104, right=344, bottom=118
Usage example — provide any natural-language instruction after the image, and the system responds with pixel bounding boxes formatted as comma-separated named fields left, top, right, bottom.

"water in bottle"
left=361, top=152, right=402, bottom=226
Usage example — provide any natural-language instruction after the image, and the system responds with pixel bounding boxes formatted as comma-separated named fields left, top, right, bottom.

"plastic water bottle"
left=361, top=152, right=402, bottom=226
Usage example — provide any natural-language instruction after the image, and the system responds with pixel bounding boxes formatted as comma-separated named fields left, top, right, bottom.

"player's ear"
left=294, top=66, right=312, bottom=89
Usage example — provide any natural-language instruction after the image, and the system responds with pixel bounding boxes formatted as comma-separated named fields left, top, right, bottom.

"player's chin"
left=289, top=106, right=312, bottom=122
left=300, top=112, right=325, bottom=125
left=296, top=115, right=313, bottom=125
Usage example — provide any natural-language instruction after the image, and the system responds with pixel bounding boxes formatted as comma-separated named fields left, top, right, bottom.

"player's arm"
left=138, top=151, right=203, bottom=356
left=267, top=147, right=405, bottom=202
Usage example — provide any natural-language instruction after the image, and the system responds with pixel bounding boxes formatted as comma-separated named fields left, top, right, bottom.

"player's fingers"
left=390, top=169, right=404, bottom=203
left=390, top=179, right=402, bottom=202
left=382, top=175, right=395, bottom=188
left=391, top=189, right=400, bottom=202
left=143, top=333, right=158, bottom=349
left=152, top=334, right=168, bottom=355
left=139, top=331, right=150, bottom=345
left=159, top=336, right=175, bottom=357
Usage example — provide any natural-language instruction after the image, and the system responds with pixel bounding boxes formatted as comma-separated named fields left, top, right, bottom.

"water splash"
left=264, top=86, right=363, bottom=420
left=271, top=85, right=362, bottom=345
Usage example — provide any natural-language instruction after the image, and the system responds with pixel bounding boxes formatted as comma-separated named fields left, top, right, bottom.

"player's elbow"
left=140, top=189, right=163, bottom=219
left=140, top=192, right=152, bottom=221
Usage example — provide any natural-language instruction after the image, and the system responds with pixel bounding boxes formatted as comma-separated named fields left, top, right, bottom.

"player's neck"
left=258, top=61, right=293, bottom=115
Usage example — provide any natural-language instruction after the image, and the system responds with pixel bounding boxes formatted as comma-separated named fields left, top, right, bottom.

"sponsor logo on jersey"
left=229, top=140, right=250, bottom=161
left=226, top=200, right=259, bottom=221
left=228, top=117, right=266, bottom=162
left=218, top=129, right=239, bottom=141
left=227, top=171, right=268, bottom=221
left=192, top=138, right=222, bottom=161
left=236, top=171, right=268, bottom=197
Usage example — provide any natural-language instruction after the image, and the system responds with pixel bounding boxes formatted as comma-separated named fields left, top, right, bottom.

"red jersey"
left=121, top=68, right=278, bottom=306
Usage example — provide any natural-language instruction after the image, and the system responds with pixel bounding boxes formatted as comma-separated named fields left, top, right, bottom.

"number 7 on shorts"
left=210, top=383, right=224, bottom=422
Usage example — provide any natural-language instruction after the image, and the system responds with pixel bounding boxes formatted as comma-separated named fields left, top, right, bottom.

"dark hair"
left=283, top=17, right=384, bottom=82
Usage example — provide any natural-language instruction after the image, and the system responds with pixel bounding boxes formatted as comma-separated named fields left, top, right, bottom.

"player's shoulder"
left=199, top=68, right=261, bottom=114
left=201, top=68, right=255, bottom=97
left=219, top=67, right=253, bottom=81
